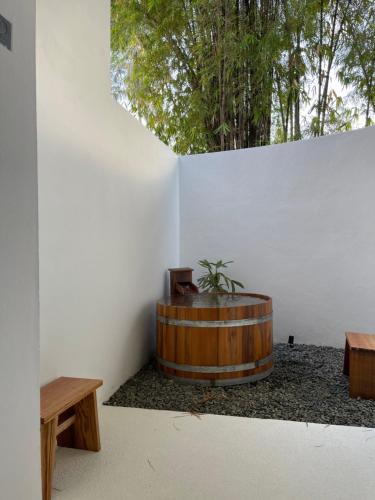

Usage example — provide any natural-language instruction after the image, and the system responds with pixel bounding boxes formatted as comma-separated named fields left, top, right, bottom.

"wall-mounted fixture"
left=0, top=14, right=12, bottom=51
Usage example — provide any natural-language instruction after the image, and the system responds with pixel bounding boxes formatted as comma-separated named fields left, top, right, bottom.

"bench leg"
left=74, top=391, right=101, bottom=451
left=349, top=350, right=375, bottom=399
left=343, top=340, right=350, bottom=375
left=41, top=417, right=57, bottom=500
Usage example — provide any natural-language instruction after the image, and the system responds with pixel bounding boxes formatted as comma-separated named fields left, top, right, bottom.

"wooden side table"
left=344, top=332, right=375, bottom=399
left=40, top=377, right=103, bottom=500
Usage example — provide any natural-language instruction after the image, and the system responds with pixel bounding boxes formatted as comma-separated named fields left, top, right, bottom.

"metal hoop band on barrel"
left=156, top=353, right=273, bottom=374
left=161, top=367, right=274, bottom=387
left=157, top=313, right=272, bottom=328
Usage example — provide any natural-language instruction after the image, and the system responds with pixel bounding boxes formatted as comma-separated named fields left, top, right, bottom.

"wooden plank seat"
left=40, top=377, right=103, bottom=500
left=344, top=332, right=375, bottom=399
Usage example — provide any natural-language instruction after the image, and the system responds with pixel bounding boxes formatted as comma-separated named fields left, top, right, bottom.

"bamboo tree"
left=111, top=0, right=281, bottom=153
left=308, top=0, right=352, bottom=136
left=339, top=0, right=375, bottom=127
left=111, top=0, right=373, bottom=153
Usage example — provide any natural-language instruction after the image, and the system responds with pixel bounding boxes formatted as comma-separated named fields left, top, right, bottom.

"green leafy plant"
left=112, top=0, right=374, bottom=154
left=197, top=260, right=244, bottom=293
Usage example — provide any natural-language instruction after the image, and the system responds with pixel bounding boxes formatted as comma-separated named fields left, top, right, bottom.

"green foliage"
left=338, top=0, right=375, bottom=128
left=111, top=0, right=281, bottom=153
left=111, top=0, right=375, bottom=154
left=197, top=259, right=244, bottom=293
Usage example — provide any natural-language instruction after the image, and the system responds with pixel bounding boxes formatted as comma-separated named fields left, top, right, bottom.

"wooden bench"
left=344, top=332, right=375, bottom=399
left=40, top=377, right=103, bottom=500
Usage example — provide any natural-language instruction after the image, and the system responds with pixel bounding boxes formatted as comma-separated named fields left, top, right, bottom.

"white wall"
left=0, top=1, right=41, bottom=498
left=180, top=127, right=375, bottom=347
left=35, top=0, right=375, bottom=403
left=37, top=0, right=179, bottom=400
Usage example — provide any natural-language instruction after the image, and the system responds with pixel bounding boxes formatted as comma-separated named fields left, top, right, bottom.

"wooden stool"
left=40, top=377, right=103, bottom=500
left=344, top=332, right=375, bottom=399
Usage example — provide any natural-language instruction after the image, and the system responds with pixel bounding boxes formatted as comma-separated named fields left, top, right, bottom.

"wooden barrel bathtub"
left=156, top=293, right=273, bottom=386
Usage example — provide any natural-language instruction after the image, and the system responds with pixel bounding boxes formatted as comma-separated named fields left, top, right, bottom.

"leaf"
left=231, top=280, right=245, bottom=289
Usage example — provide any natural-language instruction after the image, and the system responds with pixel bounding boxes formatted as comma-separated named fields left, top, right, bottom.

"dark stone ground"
left=105, top=344, right=375, bottom=427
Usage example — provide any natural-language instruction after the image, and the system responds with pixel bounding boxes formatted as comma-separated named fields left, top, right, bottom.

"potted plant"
left=197, top=259, right=244, bottom=293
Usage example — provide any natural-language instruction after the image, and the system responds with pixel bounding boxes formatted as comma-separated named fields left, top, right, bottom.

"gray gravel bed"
left=105, top=344, right=375, bottom=427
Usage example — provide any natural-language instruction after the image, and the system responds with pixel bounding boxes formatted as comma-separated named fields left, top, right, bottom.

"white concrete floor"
left=54, top=406, right=375, bottom=500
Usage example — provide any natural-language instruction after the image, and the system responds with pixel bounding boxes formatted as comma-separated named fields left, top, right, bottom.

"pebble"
left=104, top=343, right=375, bottom=427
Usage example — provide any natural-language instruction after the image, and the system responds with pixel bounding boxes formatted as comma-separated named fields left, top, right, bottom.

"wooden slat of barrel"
left=217, top=323, right=270, bottom=380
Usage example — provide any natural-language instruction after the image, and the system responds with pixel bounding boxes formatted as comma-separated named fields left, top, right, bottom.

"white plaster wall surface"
left=0, top=1, right=41, bottom=498
left=180, top=127, right=375, bottom=347
left=37, top=0, right=179, bottom=400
